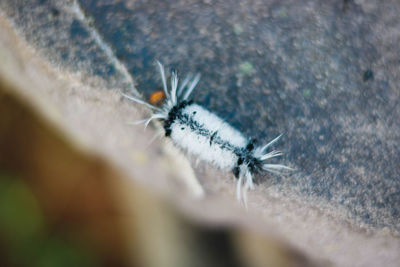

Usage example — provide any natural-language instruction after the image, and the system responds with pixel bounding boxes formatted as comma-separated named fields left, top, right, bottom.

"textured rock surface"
left=76, top=0, right=400, bottom=232
left=1, top=0, right=400, bottom=265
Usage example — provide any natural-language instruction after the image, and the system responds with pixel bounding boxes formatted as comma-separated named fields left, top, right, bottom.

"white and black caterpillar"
left=123, top=62, right=291, bottom=204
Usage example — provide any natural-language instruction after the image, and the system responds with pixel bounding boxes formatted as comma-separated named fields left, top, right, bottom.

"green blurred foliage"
left=0, top=173, right=98, bottom=267
left=0, top=174, right=44, bottom=242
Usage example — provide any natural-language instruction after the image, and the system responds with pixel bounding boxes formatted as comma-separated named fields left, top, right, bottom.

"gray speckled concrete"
left=3, top=0, right=400, bottom=236
left=86, top=0, right=400, bottom=232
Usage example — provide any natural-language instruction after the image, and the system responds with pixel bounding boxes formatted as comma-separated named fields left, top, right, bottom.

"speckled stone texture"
left=80, top=0, right=400, bottom=232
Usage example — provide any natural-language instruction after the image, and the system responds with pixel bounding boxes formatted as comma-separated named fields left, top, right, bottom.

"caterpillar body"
left=123, top=62, right=290, bottom=204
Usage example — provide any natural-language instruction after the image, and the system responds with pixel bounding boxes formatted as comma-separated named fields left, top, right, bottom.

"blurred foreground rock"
left=0, top=13, right=315, bottom=267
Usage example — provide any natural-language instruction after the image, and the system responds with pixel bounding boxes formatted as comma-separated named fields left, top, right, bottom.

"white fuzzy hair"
left=123, top=61, right=291, bottom=206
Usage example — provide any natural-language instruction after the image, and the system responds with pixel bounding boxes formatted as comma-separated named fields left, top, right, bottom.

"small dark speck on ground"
left=363, top=69, right=374, bottom=82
